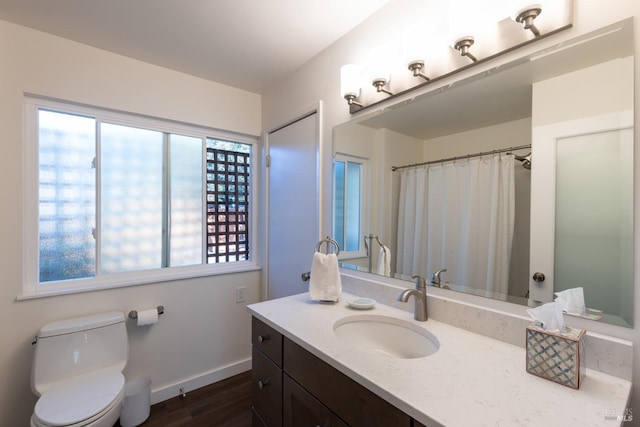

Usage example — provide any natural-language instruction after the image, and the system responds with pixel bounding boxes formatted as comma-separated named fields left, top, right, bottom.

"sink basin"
left=333, top=315, right=439, bottom=359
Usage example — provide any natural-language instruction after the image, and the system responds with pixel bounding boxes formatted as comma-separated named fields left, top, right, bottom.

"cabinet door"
left=284, top=374, right=347, bottom=427
left=252, top=347, right=283, bottom=427
left=284, top=338, right=411, bottom=427
left=253, top=408, right=268, bottom=427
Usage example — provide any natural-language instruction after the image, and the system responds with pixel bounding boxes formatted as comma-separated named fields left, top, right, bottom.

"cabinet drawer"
left=252, top=317, right=283, bottom=366
left=252, top=346, right=283, bottom=427
left=283, top=337, right=411, bottom=427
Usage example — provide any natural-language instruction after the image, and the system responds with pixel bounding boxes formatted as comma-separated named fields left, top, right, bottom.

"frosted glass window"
left=32, top=101, right=254, bottom=291
left=38, top=110, right=96, bottom=282
left=169, top=134, right=203, bottom=266
left=555, top=128, right=633, bottom=320
left=334, top=161, right=346, bottom=251
left=345, top=161, right=362, bottom=251
left=100, top=123, right=164, bottom=273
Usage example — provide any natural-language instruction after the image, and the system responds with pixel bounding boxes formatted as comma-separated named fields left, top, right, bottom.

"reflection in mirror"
left=333, top=19, right=634, bottom=327
left=555, top=129, right=633, bottom=326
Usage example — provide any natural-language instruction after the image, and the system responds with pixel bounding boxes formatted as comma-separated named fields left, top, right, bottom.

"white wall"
left=262, top=0, right=640, bottom=420
left=0, top=20, right=262, bottom=426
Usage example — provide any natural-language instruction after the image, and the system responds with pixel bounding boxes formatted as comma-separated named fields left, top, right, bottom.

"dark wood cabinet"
left=283, top=374, right=348, bottom=427
left=251, top=316, right=426, bottom=427
left=283, top=337, right=411, bottom=427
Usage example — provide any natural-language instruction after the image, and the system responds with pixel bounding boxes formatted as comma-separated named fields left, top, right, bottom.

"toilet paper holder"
left=128, top=306, right=164, bottom=320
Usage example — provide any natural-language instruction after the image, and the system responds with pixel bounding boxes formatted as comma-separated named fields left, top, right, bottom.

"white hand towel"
left=309, top=252, right=342, bottom=302
left=376, top=245, right=391, bottom=277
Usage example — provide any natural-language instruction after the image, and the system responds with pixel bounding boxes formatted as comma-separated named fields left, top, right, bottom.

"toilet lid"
left=34, top=370, right=124, bottom=427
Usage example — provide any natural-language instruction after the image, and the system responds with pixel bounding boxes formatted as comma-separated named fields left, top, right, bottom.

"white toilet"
left=30, top=311, right=128, bottom=427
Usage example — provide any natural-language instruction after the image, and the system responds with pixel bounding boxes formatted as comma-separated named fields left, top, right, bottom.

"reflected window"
left=333, top=155, right=366, bottom=254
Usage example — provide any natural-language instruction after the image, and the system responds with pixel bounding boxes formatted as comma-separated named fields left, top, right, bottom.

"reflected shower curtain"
left=396, top=154, right=515, bottom=296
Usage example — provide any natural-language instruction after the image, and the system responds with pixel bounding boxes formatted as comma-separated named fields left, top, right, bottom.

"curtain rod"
left=391, top=144, right=531, bottom=172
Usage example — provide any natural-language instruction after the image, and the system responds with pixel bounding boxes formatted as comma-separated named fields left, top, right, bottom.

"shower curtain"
left=396, top=154, right=515, bottom=296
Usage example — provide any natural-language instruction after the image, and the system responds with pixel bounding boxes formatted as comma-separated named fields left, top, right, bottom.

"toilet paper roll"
left=136, top=308, right=159, bottom=326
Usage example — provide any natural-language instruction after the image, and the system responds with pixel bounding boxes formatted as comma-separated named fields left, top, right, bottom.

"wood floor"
left=116, top=371, right=252, bottom=427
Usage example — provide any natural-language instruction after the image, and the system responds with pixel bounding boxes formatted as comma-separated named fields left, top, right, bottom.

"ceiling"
left=0, top=0, right=391, bottom=93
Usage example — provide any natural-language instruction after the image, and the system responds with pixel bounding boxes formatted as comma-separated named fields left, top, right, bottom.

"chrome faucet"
left=397, top=275, right=428, bottom=321
left=431, top=268, right=447, bottom=287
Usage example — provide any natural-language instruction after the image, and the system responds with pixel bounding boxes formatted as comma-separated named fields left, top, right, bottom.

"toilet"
left=30, top=311, right=128, bottom=427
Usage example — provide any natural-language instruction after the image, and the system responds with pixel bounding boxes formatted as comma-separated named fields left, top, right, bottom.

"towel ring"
left=315, top=236, right=340, bottom=255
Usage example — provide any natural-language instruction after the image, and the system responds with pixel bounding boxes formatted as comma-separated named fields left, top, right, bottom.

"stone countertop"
left=248, top=292, right=632, bottom=427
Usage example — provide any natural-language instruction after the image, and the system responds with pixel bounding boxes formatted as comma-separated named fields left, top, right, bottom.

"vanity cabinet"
left=252, top=316, right=424, bottom=427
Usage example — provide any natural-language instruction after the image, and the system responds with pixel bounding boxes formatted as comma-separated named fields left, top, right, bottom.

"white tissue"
left=554, top=287, right=586, bottom=315
left=136, top=308, right=159, bottom=326
left=527, top=302, right=565, bottom=332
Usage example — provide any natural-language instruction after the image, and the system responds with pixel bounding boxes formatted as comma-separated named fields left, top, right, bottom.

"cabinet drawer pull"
left=257, top=334, right=270, bottom=343
left=258, top=379, right=270, bottom=389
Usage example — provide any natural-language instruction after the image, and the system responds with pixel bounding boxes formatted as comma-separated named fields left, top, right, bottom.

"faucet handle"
left=412, top=275, right=426, bottom=290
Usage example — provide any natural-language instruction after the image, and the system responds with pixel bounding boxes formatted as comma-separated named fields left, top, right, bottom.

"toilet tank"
left=31, top=311, right=128, bottom=396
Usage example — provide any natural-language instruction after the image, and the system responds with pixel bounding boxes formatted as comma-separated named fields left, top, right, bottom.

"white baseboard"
left=149, top=358, right=252, bottom=405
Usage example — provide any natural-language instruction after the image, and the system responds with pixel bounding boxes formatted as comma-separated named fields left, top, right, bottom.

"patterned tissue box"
left=526, top=322, right=586, bottom=389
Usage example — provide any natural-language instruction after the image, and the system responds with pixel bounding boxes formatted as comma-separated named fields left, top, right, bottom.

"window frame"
left=333, top=153, right=369, bottom=260
left=21, top=96, right=259, bottom=299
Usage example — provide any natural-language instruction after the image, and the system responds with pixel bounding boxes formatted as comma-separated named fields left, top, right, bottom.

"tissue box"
left=526, top=323, right=586, bottom=389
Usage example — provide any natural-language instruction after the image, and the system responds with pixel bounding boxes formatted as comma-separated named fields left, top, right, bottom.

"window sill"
left=17, top=262, right=261, bottom=301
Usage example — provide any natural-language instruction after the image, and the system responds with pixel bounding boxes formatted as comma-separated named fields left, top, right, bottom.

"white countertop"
left=248, top=292, right=632, bottom=427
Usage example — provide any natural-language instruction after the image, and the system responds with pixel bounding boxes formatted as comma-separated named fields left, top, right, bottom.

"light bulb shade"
left=510, top=1, right=543, bottom=20
left=340, top=64, right=361, bottom=98
left=448, top=0, right=479, bottom=43
left=370, top=72, right=390, bottom=86
left=366, top=43, right=394, bottom=85
left=403, top=27, right=424, bottom=67
left=449, top=0, right=510, bottom=44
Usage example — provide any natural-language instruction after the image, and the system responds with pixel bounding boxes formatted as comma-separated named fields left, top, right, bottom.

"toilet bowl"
left=30, top=312, right=128, bottom=427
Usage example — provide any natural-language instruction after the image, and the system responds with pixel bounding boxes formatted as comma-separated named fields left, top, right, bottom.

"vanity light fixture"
left=453, top=36, right=478, bottom=62
left=407, top=60, right=430, bottom=81
left=372, top=75, right=393, bottom=95
left=448, top=0, right=482, bottom=63
left=368, top=44, right=395, bottom=97
left=339, top=0, right=571, bottom=113
left=340, top=64, right=363, bottom=107
left=513, top=3, right=542, bottom=36
left=403, top=28, right=430, bottom=81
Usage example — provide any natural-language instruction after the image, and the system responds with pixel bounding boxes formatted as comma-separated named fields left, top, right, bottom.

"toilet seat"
left=33, top=370, right=125, bottom=427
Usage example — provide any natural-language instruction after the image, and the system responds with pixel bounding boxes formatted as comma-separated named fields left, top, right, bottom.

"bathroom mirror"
left=333, top=19, right=635, bottom=327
